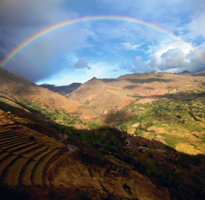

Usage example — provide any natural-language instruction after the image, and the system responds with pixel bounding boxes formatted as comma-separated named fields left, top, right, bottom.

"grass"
left=21, top=149, right=52, bottom=186
left=0, top=138, right=29, bottom=148
left=0, top=135, right=20, bottom=142
left=200, top=135, right=205, bottom=142
left=0, top=151, right=10, bottom=160
left=0, top=155, right=18, bottom=174
left=2, top=157, right=29, bottom=185
left=32, top=149, right=59, bottom=186
left=8, top=142, right=35, bottom=152
left=0, top=140, right=33, bottom=150
left=23, top=146, right=47, bottom=158
left=14, top=144, right=41, bottom=155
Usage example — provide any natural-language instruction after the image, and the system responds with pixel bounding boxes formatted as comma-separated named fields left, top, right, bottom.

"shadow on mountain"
left=101, top=78, right=173, bottom=84
left=39, top=83, right=82, bottom=95
left=0, top=100, right=205, bottom=200
left=123, top=85, right=141, bottom=90
left=0, top=92, right=43, bottom=116
left=0, top=92, right=19, bottom=104
left=142, top=86, right=155, bottom=90
left=190, top=72, right=205, bottom=76
left=0, top=98, right=64, bottom=140
left=124, top=85, right=156, bottom=90
left=126, top=91, right=205, bottom=100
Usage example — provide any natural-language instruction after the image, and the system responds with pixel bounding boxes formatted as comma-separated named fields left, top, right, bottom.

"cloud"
left=141, top=43, right=205, bottom=73
left=184, top=13, right=205, bottom=39
left=134, top=56, right=142, bottom=67
left=120, top=56, right=142, bottom=72
left=36, top=60, right=122, bottom=86
left=1, top=0, right=205, bottom=85
left=121, top=62, right=138, bottom=73
left=0, top=0, right=96, bottom=82
left=121, top=43, right=142, bottom=51
left=119, top=40, right=205, bottom=74
left=74, top=58, right=90, bottom=69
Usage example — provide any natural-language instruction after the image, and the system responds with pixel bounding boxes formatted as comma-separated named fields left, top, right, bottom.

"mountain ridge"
left=0, top=68, right=97, bottom=118
left=67, top=71, right=205, bottom=113
left=39, top=83, right=82, bottom=95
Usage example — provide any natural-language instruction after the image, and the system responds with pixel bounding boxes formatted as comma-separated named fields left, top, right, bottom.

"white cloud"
left=1, top=0, right=205, bottom=85
left=121, top=43, right=142, bottom=51
left=141, top=41, right=205, bottom=73
left=183, top=13, right=205, bottom=39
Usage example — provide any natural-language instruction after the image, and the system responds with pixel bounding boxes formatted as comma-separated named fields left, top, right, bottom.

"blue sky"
left=0, top=0, right=205, bottom=85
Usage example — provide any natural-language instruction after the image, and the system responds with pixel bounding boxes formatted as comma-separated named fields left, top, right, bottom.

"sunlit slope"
left=67, top=77, right=135, bottom=114
left=67, top=71, right=205, bottom=113
left=119, top=87, right=205, bottom=155
left=0, top=69, right=97, bottom=117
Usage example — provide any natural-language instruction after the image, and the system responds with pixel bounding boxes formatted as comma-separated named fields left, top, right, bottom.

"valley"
left=0, top=69, right=205, bottom=199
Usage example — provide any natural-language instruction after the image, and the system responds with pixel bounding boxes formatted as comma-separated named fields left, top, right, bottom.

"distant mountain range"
left=180, top=70, right=191, bottom=73
left=67, top=71, right=205, bottom=114
left=173, top=70, right=191, bottom=74
left=39, top=83, right=82, bottom=95
left=1, top=68, right=205, bottom=116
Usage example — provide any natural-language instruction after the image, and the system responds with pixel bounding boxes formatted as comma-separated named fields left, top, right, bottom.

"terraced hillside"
left=0, top=111, right=65, bottom=187
left=0, top=108, right=174, bottom=200
left=1, top=98, right=204, bottom=199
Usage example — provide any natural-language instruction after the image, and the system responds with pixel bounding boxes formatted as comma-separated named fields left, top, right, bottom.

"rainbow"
left=1, top=15, right=205, bottom=68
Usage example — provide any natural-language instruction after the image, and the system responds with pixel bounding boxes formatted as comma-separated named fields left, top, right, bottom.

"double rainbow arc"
left=1, top=15, right=205, bottom=68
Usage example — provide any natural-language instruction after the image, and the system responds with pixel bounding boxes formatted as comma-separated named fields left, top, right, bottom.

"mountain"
left=0, top=68, right=36, bottom=86
left=180, top=70, right=191, bottom=73
left=67, top=77, right=135, bottom=114
left=0, top=69, right=96, bottom=118
left=67, top=71, right=205, bottom=114
left=39, top=83, right=82, bottom=95
left=1, top=69, right=205, bottom=199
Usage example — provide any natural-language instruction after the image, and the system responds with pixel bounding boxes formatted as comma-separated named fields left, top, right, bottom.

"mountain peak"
left=90, top=77, right=98, bottom=80
left=180, top=70, right=191, bottom=74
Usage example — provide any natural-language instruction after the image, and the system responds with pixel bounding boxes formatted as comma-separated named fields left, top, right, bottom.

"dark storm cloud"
left=0, top=0, right=96, bottom=82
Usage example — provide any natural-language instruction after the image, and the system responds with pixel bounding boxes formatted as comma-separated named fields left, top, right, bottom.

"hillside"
left=67, top=71, right=205, bottom=114
left=67, top=77, right=135, bottom=114
left=0, top=69, right=97, bottom=120
left=0, top=68, right=36, bottom=87
left=39, top=83, right=82, bottom=95
left=1, top=69, right=205, bottom=199
left=0, top=97, right=205, bottom=200
left=0, top=105, right=172, bottom=200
